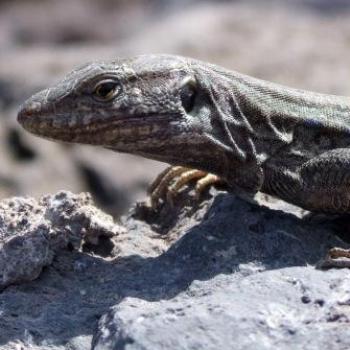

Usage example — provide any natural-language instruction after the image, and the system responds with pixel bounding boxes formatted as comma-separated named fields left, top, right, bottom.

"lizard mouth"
left=18, top=107, right=184, bottom=145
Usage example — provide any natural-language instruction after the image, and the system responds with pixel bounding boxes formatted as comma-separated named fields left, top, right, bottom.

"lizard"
left=17, top=54, right=350, bottom=268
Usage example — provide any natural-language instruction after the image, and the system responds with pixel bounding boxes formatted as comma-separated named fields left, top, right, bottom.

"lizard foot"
left=318, top=247, right=350, bottom=269
left=148, top=166, right=223, bottom=209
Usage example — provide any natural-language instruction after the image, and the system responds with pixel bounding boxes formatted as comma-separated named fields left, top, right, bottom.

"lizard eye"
left=180, top=78, right=197, bottom=113
left=94, top=79, right=121, bottom=101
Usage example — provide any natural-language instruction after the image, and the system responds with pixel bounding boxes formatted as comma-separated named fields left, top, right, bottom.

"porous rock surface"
left=0, top=190, right=350, bottom=350
left=0, top=191, right=122, bottom=291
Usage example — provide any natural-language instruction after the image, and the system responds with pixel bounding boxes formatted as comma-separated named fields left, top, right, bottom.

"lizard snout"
left=18, top=100, right=42, bottom=122
left=17, top=89, right=50, bottom=125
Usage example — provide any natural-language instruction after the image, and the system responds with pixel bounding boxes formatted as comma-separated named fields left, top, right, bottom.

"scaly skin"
left=17, top=54, right=350, bottom=267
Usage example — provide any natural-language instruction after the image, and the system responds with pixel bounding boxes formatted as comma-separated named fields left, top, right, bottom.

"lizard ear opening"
left=179, top=78, right=197, bottom=114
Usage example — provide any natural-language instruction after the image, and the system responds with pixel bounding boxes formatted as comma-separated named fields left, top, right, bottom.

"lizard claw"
left=148, top=166, right=223, bottom=209
left=318, top=247, right=350, bottom=269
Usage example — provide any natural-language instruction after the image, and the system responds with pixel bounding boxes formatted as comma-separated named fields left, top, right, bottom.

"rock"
left=0, top=189, right=349, bottom=349
left=91, top=192, right=350, bottom=350
left=0, top=191, right=123, bottom=291
left=93, top=269, right=350, bottom=350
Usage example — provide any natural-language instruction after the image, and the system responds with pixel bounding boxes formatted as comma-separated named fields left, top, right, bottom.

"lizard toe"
left=148, top=166, right=222, bottom=210
left=318, top=247, right=350, bottom=269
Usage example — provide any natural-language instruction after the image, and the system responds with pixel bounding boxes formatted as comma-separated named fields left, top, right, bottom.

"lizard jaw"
left=18, top=97, right=186, bottom=147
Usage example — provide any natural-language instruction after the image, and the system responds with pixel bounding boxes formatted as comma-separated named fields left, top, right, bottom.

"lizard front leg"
left=299, top=148, right=350, bottom=268
left=148, top=166, right=223, bottom=209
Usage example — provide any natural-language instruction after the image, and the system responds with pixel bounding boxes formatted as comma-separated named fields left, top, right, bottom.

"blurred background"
left=1, top=0, right=350, bottom=217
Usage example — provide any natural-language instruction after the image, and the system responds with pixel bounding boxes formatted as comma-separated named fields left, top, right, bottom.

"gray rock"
left=1, top=189, right=349, bottom=349
left=92, top=192, right=350, bottom=350
left=0, top=191, right=122, bottom=291
left=93, top=269, right=350, bottom=350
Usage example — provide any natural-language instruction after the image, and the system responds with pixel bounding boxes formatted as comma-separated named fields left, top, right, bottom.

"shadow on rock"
left=0, top=192, right=347, bottom=348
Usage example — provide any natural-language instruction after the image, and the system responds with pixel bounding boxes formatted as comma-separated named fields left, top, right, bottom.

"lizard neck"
left=198, top=63, right=350, bottom=158
left=189, top=62, right=350, bottom=192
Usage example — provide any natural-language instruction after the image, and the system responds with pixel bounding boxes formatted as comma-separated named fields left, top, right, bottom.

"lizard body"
left=17, top=55, right=350, bottom=215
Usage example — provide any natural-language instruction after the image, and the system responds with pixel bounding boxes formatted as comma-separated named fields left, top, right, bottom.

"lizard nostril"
left=17, top=101, right=42, bottom=123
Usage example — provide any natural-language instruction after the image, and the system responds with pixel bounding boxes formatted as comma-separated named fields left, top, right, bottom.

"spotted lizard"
left=17, top=54, right=350, bottom=268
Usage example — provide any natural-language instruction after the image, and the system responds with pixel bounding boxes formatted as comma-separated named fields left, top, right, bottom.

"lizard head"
left=17, top=54, right=208, bottom=163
